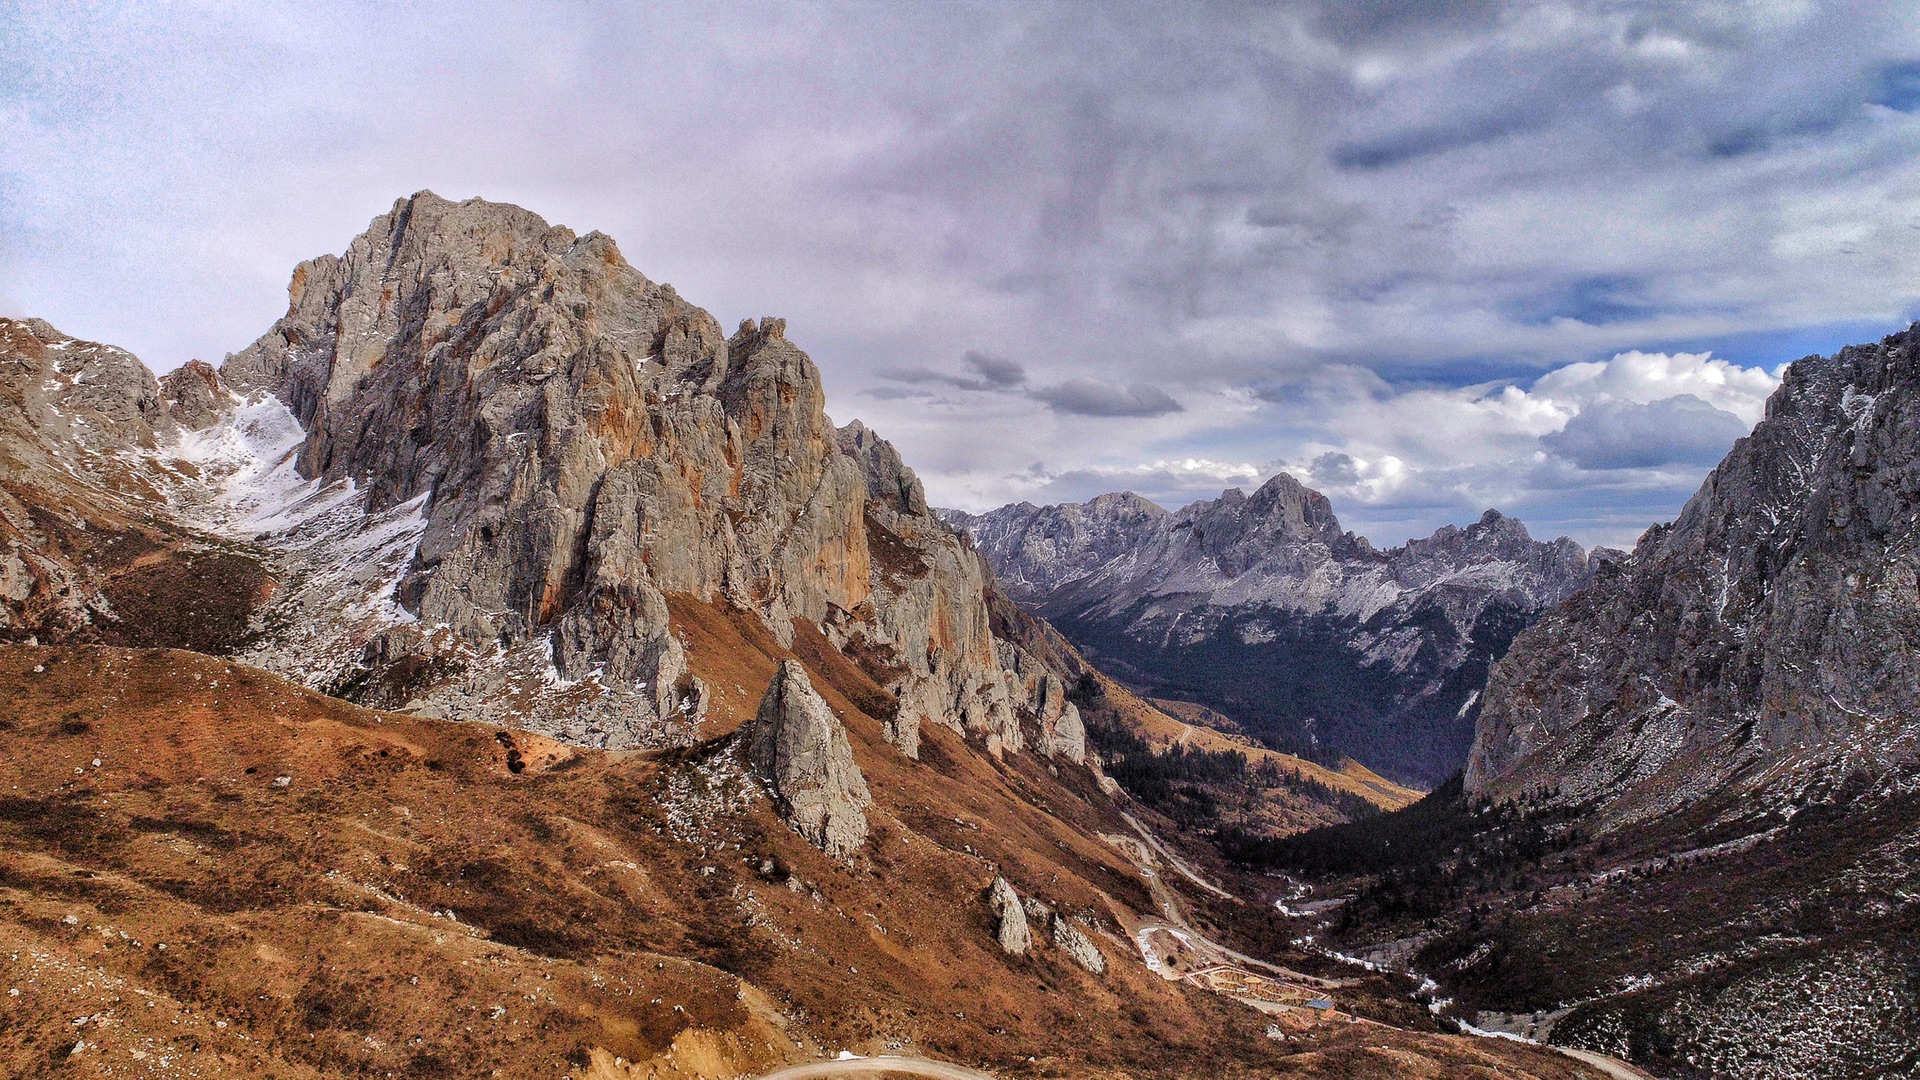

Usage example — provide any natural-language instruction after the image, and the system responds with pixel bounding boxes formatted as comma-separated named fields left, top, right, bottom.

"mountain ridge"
left=947, top=478, right=1605, bottom=783
left=1469, top=324, right=1920, bottom=825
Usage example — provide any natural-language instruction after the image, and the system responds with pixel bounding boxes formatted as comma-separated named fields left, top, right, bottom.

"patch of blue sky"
left=1646, top=317, right=1916, bottom=371
left=1871, top=60, right=1920, bottom=113
left=1502, top=274, right=1655, bottom=328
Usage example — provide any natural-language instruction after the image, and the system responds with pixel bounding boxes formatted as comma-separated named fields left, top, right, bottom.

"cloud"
left=1030, top=378, right=1182, bottom=418
left=1013, top=458, right=1267, bottom=510
left=0, top=288, right=20, bottom=318
left=890, top=346, right=1778, bottom=548
left=1543, top=395, right=1752, bottom=469
left=0, top=1, right=1910, bottom=547
left=1530, top=349, right=1783, bottom=423
left=965, top=350, right=1026, bottom=387
left=885, top=350, right=1030, bottom=392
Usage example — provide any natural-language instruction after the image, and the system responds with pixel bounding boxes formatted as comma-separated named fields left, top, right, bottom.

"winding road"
left=1114, top=813, right=1654, bottom=1080
left=749, top=1055, right=999, bottom=1079
left=1553, top=1046, right=1657, bottom=1079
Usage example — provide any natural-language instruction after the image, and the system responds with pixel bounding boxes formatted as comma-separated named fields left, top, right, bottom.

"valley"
left=9, top=8, right=1917, bottom=1078
left=0, top=193, right=1616, bottom=1079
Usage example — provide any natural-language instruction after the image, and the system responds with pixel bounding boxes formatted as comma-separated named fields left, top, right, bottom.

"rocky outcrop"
left=0, top=318, right=255, bottom=646
left=202, top=192, right=1034, bottom=751
left=1050, top=915, right=1106, bottom=975
left=951, top=477, right=1598, bottom=783
left=744, top=660, right=871, bottom=859
left=985, top=878, right=1102, bottom=973
left=987, top=876, right=1031, bottom=956
left=1469, top=326, right=1920, bottom=826
left=997, top=641, right=1086, bottom=764
left=159, top=360, right=229, bottom=430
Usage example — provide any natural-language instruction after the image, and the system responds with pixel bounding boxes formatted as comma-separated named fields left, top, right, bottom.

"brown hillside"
left=0, top=644, right=1594, bottom=1079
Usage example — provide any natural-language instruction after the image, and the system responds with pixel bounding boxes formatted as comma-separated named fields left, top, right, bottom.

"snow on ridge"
left=162, top=394, right=314, bottom=535
left=135, top=392, right=432, bottom=640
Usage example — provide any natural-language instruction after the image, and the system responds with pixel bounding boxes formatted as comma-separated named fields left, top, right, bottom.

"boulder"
left=745, top=661, right=871, bottom=859
left=986, top=876, right=1030, bottom=956
left=1051, top=915, right=1106, bottom=975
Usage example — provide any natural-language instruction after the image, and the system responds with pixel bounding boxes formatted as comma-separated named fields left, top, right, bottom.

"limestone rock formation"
left=201, top=192, right=1025, bottom=750
left=987, top=875, right=1031, bottom=956
left=950, top=478, right=1599, bottom=782
left=0, top=195, right=1108, bottom=781
left=1470, top=325, right=1920, bottom=826
left=1050, top=915, right=1106, bottom=975
left=997, top=641, right=1086, bottom=763
left=745, top=660, right=872, bottom=859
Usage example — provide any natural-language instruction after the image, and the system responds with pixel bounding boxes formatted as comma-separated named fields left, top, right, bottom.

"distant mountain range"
left=946, top=481, right=1609, bottom=784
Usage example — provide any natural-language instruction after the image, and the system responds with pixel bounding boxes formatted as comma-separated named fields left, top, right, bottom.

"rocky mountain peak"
left=1088, top=491, right=1166, bottom=518
left=1469, top=324, right=1920, bottom=825
left=184, top=193, right=1047, bottom=754
left=954, top=473, right=1594, bottom=782
left=1172, top=471, right=1348, bottom=577
left=0, top=196, right=1094, bottom=773
left=837, top=418, right=929, bottom=516
left=1398, top=508, right=1588, bottom=581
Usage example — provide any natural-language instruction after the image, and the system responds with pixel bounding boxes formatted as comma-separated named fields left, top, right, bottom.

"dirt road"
left=1111, top=816, right=1343, bottom=989
left=1551, top=1046, right=1656, bottom=1079
left=750, top=1055, right=999, bottom=1079
left=1120, top=810, right=1234, bottom=900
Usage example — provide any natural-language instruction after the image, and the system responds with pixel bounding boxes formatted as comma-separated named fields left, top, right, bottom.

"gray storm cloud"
left=3, top=0, right=1917, bottom=546
left=1029, top=378, right=1182, bottom=419
left=1544, top=395, right=1752, bottom=470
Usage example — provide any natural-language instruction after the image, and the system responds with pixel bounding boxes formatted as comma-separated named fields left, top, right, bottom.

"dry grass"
left=0, top=644, right=1593, bottom=1079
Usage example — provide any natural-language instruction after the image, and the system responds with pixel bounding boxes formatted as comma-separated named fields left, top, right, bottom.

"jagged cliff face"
left=0, top=194, right=1111, bottom=767
left=951, top=475, right=1597, bottom=783
left=1469, top=327, right=1920, bottom=826
left=203, top=192, right=1032, bottom=752
left=1329, top=330, right=1920, bottom=1079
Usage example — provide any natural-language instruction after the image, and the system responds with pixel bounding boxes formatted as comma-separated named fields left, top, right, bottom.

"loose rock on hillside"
left=745, top=660, right=872, bottom=860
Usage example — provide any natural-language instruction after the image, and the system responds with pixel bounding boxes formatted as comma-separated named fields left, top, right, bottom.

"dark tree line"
left=1218, top=774, right=1588, bottom=926
left=1073, top=675, right=1378, bottom=830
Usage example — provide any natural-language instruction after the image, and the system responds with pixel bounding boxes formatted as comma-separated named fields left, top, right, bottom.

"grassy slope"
left=0, top=642, right=1595, bottom=1080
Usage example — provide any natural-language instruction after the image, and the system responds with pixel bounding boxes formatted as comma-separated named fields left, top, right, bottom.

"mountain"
left=0, top=320, right=266, bottom=652
left=1469, top=327, right=1920, bottom=822
left=1262, top=328, right=1920, bottom=1080
left=947, top=477, right=1602, bottom=784
left=1451, top=327, right=1920, bottom=1075
left=0, top=194, right=1046, bottom=763
left=0, top=193, right=1605, bottom=1078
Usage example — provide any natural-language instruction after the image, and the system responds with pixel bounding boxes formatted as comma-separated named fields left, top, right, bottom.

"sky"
left=5, top=1, right=1920, bottom=549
